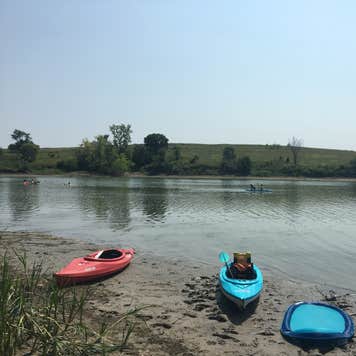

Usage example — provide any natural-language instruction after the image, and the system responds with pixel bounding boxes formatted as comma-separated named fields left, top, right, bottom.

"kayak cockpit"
left=84, top=249, right=126, bottom=262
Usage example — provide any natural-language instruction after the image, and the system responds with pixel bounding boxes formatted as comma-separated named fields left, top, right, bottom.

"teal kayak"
left=219, top=264, right=263, bottom=309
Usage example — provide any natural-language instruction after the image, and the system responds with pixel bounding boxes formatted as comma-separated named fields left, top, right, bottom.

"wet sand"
left=0, top=231, right=355, bottom=355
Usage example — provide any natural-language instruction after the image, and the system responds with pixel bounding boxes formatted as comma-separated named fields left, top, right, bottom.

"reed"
left=0, top=252, right=140, bottom=355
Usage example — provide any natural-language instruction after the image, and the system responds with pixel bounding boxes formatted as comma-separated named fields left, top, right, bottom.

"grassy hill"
left=1, top=144, right=356, bottom=176
left=174, top=144, right=356, bottom=168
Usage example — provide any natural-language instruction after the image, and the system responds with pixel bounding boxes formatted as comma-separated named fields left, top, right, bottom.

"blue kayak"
left=219, top=264, right=263, bottom=309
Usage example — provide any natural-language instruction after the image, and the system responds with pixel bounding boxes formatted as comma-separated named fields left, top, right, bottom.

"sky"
left=1, top=0, right=356, bottom=150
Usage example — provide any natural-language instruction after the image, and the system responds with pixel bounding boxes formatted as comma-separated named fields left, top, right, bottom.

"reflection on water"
left=1, top=176, right=356, bottom=290
left=7, top=180, right=40, bottom=222
left=142, top=179, right=168, bottom=222
left=76, top=182, right=131, bottom=231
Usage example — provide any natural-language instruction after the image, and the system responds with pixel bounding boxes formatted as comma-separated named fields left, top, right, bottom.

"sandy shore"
left=0, top=231, right=355, bottom=355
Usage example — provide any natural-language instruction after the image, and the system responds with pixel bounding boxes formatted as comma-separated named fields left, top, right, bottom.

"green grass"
left=0, top=251, right=140, bottom=355
left=172, top=143, right=356, bottom=168
left=0, top=148, right=76, bottom=173
left=1, top=144, right=356, bottom=175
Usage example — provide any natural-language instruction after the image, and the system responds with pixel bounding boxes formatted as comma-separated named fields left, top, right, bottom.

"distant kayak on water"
left=245, top=184, right=271, bottom=193
left=23, top=179, right=40, bottom=186
left=244, top=188, right=272, bottom=193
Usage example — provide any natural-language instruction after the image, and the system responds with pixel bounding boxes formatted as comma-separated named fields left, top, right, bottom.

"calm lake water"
left=1, top=176, right=356, bottom=290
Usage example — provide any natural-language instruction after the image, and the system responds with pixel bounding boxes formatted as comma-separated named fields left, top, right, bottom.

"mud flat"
left=0, top=231, right=355, bottom=355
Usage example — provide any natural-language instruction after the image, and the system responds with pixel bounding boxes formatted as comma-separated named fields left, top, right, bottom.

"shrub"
left=57, top=159, right=78, bottom=172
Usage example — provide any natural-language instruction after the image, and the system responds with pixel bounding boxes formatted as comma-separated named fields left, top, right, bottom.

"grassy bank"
left=1, top=144, right=356, bottom=176
left=0, top=250, right=139, bottom=355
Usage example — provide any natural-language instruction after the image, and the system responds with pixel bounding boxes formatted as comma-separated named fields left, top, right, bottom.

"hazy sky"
left=1, top=0, right=356, bottom=149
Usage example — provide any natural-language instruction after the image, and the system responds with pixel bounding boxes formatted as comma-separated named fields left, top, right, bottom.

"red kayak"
left=54, top=248, right=135, bottom=286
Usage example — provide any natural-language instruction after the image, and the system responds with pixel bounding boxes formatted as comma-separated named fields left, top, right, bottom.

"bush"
left=111, top=155, right=130, bottom=176
left=236, top=156, right=251, bottom=176
left=57, top=159, right=78, bottom=172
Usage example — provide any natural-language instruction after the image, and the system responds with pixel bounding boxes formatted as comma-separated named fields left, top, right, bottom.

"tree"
left=190, top=155, right=199, bottom=164
left=111, top=155, right=130, bottom=176
left=75, top=133, right=131, bottom=175
left=8, top=129, right=32, bottom=151
left=143, top=134, right=169, bottom=174
left=347, top=158, right=356, bottom=177
left=19, top=143, right=39, bottom=163
left=236, top=156, right=251, bottom=176
left=109, top=124, right=132, bottom=154
left=220, top=146, right=237, bottom=174
left=144, top=133, right=169, bottom=155
left=288, top=137, right=303, bottom=166
left=76, top=139, right=95, bottom=171
left=131, top=145, right=148, bottom=170
left=8, top=129, right=39, bottom=165
left=222, top=146, right=236, bottom=161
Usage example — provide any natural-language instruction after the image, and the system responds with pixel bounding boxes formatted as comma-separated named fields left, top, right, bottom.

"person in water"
left=250, top=184, right=256, bottom=191
left=259, top=184, right=264, bottom=191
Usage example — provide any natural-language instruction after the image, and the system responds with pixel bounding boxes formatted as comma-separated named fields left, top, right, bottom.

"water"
left=1, top=176, right=356, bottom=290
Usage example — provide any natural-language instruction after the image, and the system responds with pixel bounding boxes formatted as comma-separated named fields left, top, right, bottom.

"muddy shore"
left=0, top=231, right=355, bottom=355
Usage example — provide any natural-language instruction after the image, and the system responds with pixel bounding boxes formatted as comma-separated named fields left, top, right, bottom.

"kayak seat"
left=96, top=249, right=123, bottom=259
left=226, top=263, right=257, bottom=280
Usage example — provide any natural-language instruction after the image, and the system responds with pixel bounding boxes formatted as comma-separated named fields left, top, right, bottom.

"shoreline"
left=1, top=230, right=355, bottom=355
left=2, top=171, right=356, bottom=183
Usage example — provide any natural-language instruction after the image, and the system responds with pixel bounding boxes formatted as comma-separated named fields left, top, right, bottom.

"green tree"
left=8, top=129, right=33, bottom=151
left=236, top=156, right=251, bottom=176
left=220, top=146, right=237, bottom=174
left=144, top=133, right=169, bottom=155
left=347, top=158, right=356, bottom=177
left=19, top=143, right=39, bottom=163
left=8, top=129, right=39, bottom=166
left=143, top=133, right=169, bottom=174
left=75, top=134, right=130, bottom=176
left=190, top=155, right=199, bottom=164
left=76, top=139, right=95, bottom=171
left=222, top=146, right=236, bottom=161
left=132, top=145, right=147, bottom=170
left=110, top=124, right=132, bottom=154
left=111, top=155, right=130, bottom=176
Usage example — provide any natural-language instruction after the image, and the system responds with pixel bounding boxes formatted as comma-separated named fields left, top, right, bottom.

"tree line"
left=2, top=127, right=356, bottom=178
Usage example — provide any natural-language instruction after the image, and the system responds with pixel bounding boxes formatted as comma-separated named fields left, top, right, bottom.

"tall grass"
left=0, top=252, right=140, bottom=355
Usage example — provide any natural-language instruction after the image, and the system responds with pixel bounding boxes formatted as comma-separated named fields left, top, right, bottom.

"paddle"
left=219, top=251, right=233, bottom=277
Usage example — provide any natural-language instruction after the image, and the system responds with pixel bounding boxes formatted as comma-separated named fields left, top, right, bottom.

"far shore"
left=1, top=230, right=355, bottom=355
left=2, top=171, right=356, bottom=183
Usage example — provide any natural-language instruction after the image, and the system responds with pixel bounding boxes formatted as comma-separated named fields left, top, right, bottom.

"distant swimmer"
left=250, top=184, right=256, bottom=191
